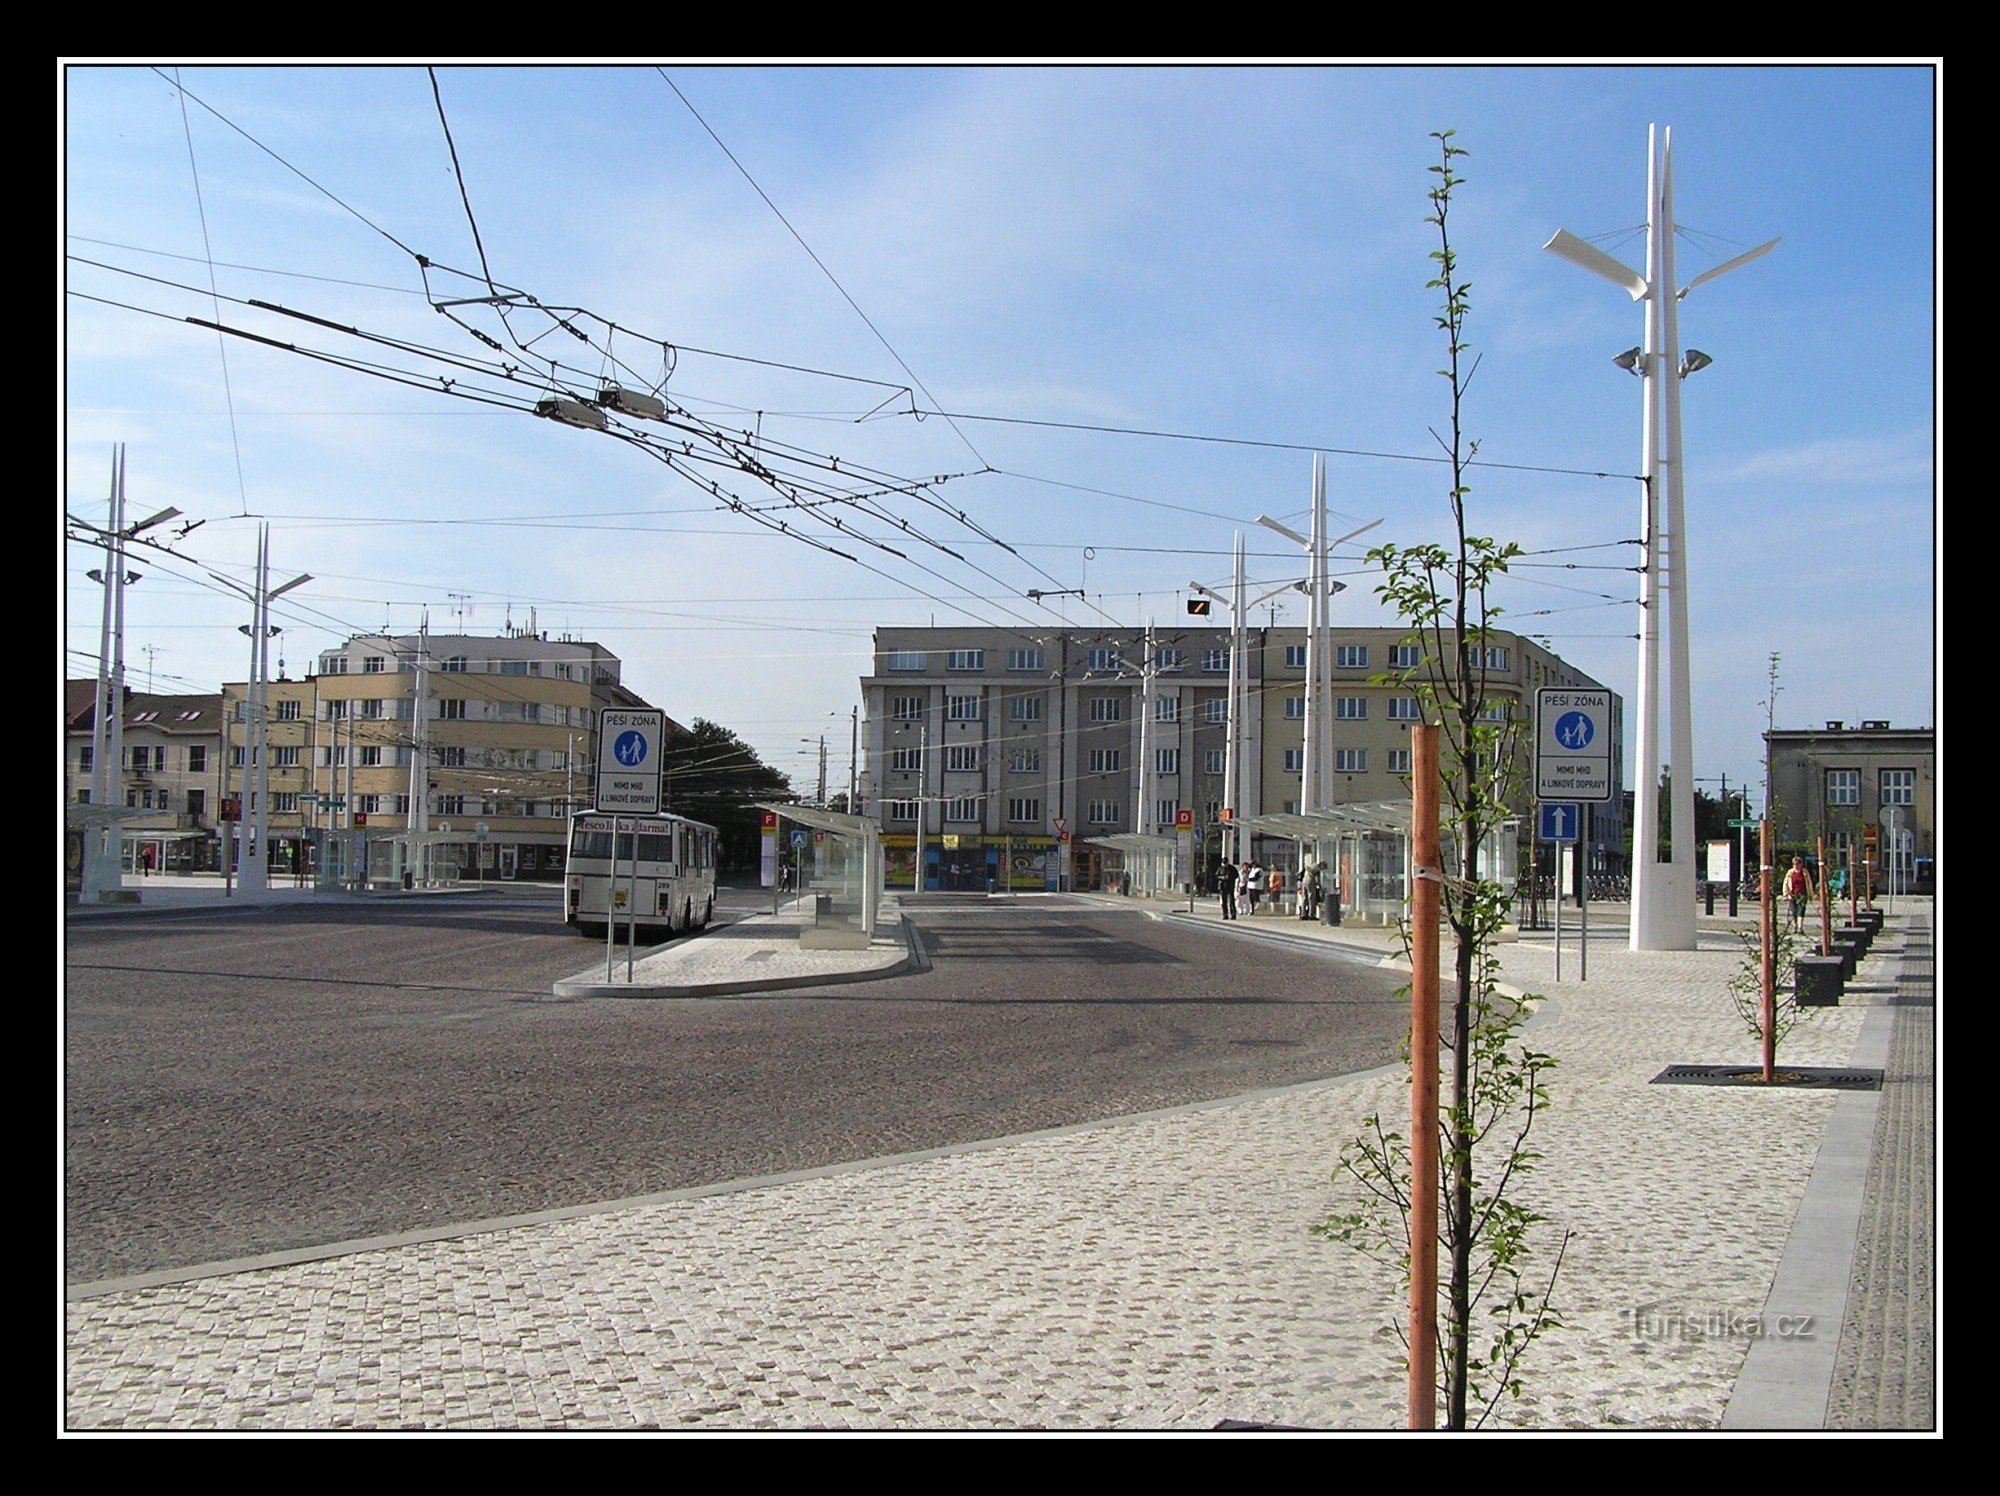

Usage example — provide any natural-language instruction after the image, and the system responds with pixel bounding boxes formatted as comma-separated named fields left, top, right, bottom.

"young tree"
left=1315, top=133, right=1566, bottom=1430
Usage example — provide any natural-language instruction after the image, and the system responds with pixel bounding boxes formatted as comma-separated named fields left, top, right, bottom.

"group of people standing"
left=1214, top=858, right=1331, bottom=922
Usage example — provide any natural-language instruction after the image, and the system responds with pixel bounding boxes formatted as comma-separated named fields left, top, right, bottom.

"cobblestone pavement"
left=64, top=888, right=1936, bottom=1432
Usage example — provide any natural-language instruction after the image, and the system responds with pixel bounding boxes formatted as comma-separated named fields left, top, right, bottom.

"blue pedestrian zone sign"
left=1535, top=687, right=1613, bottom=802
left=1539, top=802, right=1581, bottom=843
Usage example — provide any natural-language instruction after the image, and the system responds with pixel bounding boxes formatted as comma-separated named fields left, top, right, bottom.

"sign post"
left=597, top=710, right=663, bottom=980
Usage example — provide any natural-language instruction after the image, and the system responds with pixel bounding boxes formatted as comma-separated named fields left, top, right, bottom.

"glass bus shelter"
left=760, top=803, right=883, bottom=950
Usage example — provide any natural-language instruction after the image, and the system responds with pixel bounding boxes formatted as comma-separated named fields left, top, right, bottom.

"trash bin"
left=402, top=869, right=413, bottom=891
left=1325, top=882, right=1342, bottom=926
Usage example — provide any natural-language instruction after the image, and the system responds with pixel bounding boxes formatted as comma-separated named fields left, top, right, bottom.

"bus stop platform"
left=551, top=894, right=915, bottom=1000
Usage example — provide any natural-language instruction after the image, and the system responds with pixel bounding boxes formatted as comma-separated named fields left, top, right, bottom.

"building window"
left=944, top=797, right=981, bottom=823
left=325, top=700, right=349, bottom=721
left=1203, top=648, right=1228, bottom=673
left=892, top=695, right=923, bottom=721
left=1087, top=647, right=1122, bottom=672
left=436, top=795, right=465, bottom=816
left=1007, top=648, right=1044, bottom=672
left=1481, top=701, right=1512, bottom=723
left=362, top=656, right=385, bottom=673
left=946, top=649, right=985, bottom=671
left=1336, top=697, right=1368, bottom=720
left=1089, top=749, right=1123, bottom=773
left=438, top=746, right=468, bottom=768
left=187, top=788, right=205, bottom=818
left=1388, top=749, right=1412, bottom=774
left=439, top=656, right=468, bottom=673
left=1155, top=696, right=1179, bottom=723
left=496, top=659, right=529, bottom=676
left=231, top=747, right=246, bottom=768
left=556, top=663, right=574, bottom=681
left=272, top=793, right=298, bottom=814
left=1087, top=799, right=1121, bottom=826
left=1335, top=748, right=1367, bottom=773
left=360, top=746, right=383, bottom=767
left=274, top=746, right=300, bottom=768
left=1826, top=770, right=1860, bottom=807
left=1284, top=748, right=1305, bottom=773
left=1389, top=696, right=1422, bottom=721
left=1390, top=644, right=1422, bottom=670
left=276, top=699, right=301, bottom=722
left=1880, top=769, right=1915, bottom=806
left=1155, top=749, right=1179, bottom=775
left=438, top=699, right=467, bottom=720
left=1008, top=798, right=1041, bottom=823
left=890, top=747, right=921, bottom=773
left=946, top=694, right=980, bottom=721
left=1284, top=645, right=1308, bottom=668
left=887, top=651, right=927, bottom=671
left=320, top=654, right=348, bottom=674
left=886, top=800, right=918, bottom=822
left=356, top=699, right=384, bottom=720
left=1202, top=698, right=1227, bottom=724
left=1089, top=696, right=1123, bottom=723
left=1010, top=696, right=1042, bottom=722
left=1009, top=749, right=1041, bottom=773
left=944, top=746, right=980, bottom=772
left=1285, top=696, right=1306, bottom=720
left=1336, top=644, right=1368, bottom=669
left=1204, top=749, right=1227, bottom=774
left=1154, top=648, right=1183, bottom=669
left=78, top=745, right=94, bottom=773
left=187, top=745, right=206, bottom=773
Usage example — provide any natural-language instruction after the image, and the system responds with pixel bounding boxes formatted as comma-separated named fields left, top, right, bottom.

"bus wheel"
left=699, top=897, right=712, bottom=929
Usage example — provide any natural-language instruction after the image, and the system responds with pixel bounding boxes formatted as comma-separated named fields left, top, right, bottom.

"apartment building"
left=860, top=625, right=1624, bottom=891
left=64, top=683, right=225, bottom=876
left=218, top=628, right=665, bottom=883
left=1765, top=719, right=1935, bottom=892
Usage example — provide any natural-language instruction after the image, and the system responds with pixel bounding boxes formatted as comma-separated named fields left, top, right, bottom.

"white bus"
left=564, top=810, right=719, bottom=939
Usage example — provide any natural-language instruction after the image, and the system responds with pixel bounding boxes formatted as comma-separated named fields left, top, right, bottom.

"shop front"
left=879, top=834, right=1058, bottom=892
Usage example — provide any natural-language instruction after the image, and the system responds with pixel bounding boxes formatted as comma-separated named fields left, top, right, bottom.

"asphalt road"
left=63, top=886, right=1411, bottom=1283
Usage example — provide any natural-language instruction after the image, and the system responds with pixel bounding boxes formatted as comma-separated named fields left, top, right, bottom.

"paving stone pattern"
left=65, top=896, right=1925, bottom=1430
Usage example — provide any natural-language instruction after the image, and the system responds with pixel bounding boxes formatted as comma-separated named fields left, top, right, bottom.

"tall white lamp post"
left=1545, top=124, right=1776, bottom=951
left=235, top=522, right=312, bottom=898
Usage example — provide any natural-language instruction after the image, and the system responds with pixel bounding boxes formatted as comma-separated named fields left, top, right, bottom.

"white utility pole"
left=1257, top=462, right=1379, bottom=872
left=408, top=613, right=432, bottom=885
left=1545, top=124, right=1776, bottom=952
left=81, top=447, right=126, bottom=903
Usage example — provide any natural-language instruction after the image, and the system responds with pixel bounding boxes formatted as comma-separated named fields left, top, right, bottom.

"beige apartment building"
left=859, top=625, right=1623, bottom=893
left=216, top=628, right=663, bottom=884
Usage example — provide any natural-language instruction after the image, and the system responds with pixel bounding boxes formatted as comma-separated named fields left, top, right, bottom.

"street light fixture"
left=1545, top=124, right=1777, bottom=951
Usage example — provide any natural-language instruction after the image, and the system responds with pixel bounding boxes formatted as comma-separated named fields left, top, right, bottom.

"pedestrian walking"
left=1784, top=855, right=1813, bottom=932
left=1244, top=860, right=1265, bottom=915
left=1217, top=858, right=1239, bottom=920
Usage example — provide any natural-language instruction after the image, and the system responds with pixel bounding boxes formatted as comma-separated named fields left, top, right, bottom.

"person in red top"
left=1784, top=856, right=1813, bottom=932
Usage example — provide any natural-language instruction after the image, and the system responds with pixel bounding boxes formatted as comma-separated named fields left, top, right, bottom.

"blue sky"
left=62, top=62, right=1938, bottom=805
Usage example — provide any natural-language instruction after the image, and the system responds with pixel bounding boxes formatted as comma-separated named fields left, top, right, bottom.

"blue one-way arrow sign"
left=1539, top=802, right=1581, bottom=843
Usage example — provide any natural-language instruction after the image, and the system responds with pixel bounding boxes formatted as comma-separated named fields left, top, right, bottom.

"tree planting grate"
left=1651, top=1064, right=1883, bottom=1091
